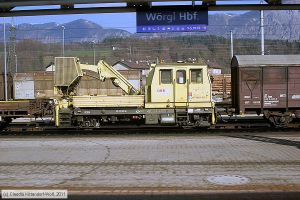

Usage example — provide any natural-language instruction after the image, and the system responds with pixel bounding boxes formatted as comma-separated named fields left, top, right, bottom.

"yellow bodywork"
left=145, top=63, right=214, bottom=109
left=54, top=57, right=141, bottom=126
left=54, top=98, right=70, bottom=127
left=54, top=58, right=215, bottom=126
left=54, top=57, right=139, bottom=97
left=72, top=95, right=144, bottom=108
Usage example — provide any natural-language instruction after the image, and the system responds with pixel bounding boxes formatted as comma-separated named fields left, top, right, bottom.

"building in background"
left=112, top=61, right=150, bottom=90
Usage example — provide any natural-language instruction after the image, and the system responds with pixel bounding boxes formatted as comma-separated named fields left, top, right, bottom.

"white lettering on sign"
left=264, top=94, right=279, bottom=106
left=179, top=12, right=198, bottom=21
left=145, top=12, right=199, bottom=23
left=292, top=95, right=300, bottom=99
left=280, top=94, right=286, bottom=98
left=146, top=12, right=176, bottom=23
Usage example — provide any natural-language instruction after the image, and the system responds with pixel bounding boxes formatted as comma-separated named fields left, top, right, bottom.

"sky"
left=2, top=1, right=262, bottom=33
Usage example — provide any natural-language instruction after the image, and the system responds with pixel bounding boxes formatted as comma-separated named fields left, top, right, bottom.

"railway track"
left=0, top=114, right=299, bottom=135
left=1, top=121, right=300, bottom=135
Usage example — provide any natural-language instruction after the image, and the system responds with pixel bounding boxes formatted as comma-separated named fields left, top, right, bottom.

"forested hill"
left=1, top=35, right=300, bottom=73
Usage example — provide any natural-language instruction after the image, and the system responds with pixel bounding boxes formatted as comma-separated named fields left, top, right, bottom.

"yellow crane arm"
left=98, top=60, right=139, bottom=95
left=54, top=57, right=140, bottom=96
left=80, top=60, right=140, bottom=95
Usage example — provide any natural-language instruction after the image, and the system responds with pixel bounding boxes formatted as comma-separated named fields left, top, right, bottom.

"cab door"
left=174, top=69, right=188, bottom=105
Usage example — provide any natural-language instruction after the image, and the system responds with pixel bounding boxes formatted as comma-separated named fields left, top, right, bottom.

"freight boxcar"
left=0, top=73, right=13, bottom=100
left=231, top=55, right=300, bottom=127
left=14, top=72, right=54, bottom=100
left=0, top=72, right=54, bottom=128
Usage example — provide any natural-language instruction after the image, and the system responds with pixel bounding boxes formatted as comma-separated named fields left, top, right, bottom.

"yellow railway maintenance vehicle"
left=54, top=57, right=215, bottom=128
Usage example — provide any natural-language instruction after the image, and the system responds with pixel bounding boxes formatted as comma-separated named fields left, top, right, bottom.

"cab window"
left=176, top=70, right=186, bottom=84
left=160, top=69, right=172, bottom=84
left=191, top=69, right=203, bottom=83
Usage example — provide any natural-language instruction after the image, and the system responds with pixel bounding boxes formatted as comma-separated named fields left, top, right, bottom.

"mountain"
left=208, top=10, right=300, bottom=40
left=135, top=9, right=300, bottom=41
left=0, top=19, right=131, bottom=43
left=1, top=8, right=300, bottom=42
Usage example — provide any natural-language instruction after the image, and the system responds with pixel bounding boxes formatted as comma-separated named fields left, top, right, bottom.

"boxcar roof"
left=232, top=55, right=300, bottom=67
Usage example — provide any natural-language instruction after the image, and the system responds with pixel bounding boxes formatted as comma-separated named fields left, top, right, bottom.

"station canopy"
left=0, top=0, right=300, bottom=16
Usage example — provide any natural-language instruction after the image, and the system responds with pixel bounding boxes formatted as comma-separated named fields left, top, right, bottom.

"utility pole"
left=92, top=41, right=96, bottom=65
left=230, top=30, right=234, bottom=59
left=129, top=46, right=132, bottom=61
left=3, top=22, right=8, bottom=101
left=62, top=25, right=65, bottom=57
left=15, top=54, right=18, bottom=73
left=260, top=0, right=265, bottom=55
left=8, top=17, right=17, bottom=73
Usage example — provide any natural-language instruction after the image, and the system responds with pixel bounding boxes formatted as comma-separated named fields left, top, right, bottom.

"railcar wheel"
left=264, top=111, right=293, bottom=128
left=0, top=118, right=12, bottom=131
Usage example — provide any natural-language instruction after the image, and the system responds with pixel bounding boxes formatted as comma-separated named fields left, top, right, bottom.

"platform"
left=0, top=132, right=299, bottom=199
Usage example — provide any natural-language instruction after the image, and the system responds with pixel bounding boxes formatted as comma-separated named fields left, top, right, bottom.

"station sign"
left=136, top=8, right=208, bottom=33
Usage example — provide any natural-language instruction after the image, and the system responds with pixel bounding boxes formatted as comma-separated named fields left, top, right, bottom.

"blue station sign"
left=137, top=9, right=208, bottom=33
